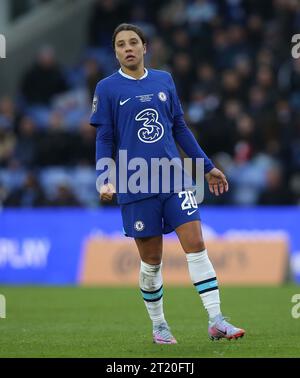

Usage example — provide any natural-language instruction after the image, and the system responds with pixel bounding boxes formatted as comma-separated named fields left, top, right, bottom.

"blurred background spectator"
left=0, top=0, right=299, bottom=208
left=21, top=46, right=69, bottom=106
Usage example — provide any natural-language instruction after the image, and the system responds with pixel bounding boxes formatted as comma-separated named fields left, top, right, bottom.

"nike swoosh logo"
left=187, top=209, right=197, bottom=216
left=120, top=98, right=131, bottom=106
left=216, top=328, right=227, bottom=335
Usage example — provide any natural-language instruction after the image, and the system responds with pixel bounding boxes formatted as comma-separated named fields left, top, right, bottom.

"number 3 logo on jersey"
left=135, top=108, right=164, bottom=143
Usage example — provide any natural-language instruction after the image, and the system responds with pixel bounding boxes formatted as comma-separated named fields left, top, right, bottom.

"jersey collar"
left=118, top=68, right=148, bottom=80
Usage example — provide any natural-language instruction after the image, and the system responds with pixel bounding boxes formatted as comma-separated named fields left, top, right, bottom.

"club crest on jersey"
left=134, top=220, right=145, bottom=232
left=135, top=108, right=164, bottom=143
left=158, top=92, right=167, bottom=102
left=92, top=95, right=98, bottom=113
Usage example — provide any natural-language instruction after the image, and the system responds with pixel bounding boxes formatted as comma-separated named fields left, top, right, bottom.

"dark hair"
left=112, top=23, right=146, bottom=49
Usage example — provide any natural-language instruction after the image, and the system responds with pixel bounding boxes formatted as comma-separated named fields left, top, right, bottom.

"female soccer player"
left=90, top=23, right=245, bottom=344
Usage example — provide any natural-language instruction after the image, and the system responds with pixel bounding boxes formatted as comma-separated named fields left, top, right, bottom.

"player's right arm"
left=90, top=81, right=116, bottom=202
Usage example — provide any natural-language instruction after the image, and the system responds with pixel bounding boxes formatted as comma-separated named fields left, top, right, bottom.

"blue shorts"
left=121, top=191, right=201, bottom=238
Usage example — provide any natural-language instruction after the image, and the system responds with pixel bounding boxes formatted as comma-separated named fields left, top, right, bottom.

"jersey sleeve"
left=90, top=81, right=115, bottom=187
left=173, top=114, right=215, bottom=174
left=167, top=73, right=215, bottom=174
left=167, top=73, right=184, bottom=117
left=90, top=81, right=112, bottom=127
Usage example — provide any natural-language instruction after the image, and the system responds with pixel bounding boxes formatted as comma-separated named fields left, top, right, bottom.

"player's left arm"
left=173, top=114, right=228, bottom=196
left=169, top=73, right=228, bottom=196
left=204, top=166, right=229, bottom=196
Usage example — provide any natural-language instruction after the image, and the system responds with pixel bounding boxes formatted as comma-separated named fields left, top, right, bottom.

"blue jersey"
left=90, top=68, right=214, bottom=204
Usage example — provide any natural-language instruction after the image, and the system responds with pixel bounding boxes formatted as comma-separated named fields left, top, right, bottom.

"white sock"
left=139, top=260, right=166, bottom=327
left=186, top=249, right=221, bottom=320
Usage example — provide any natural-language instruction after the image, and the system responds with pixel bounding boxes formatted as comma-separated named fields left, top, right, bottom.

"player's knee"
left=142, top=256, right=162, bottom=265
left=184, top=238, right=205, bottom=253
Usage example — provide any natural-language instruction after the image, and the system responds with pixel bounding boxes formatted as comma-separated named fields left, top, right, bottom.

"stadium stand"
left=0, top=0, right=299, bottom=207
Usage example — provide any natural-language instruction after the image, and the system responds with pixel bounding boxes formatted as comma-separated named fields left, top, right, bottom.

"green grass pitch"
left=0, top=285, right=299, bottom=358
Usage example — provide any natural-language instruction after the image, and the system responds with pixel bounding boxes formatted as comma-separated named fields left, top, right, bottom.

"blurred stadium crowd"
left=1, top=0, right=300, bottom=207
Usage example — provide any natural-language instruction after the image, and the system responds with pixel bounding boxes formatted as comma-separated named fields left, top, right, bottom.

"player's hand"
left=99, top=183, right=116, bottom=202
left=205, top=168, right=229, bottom=196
